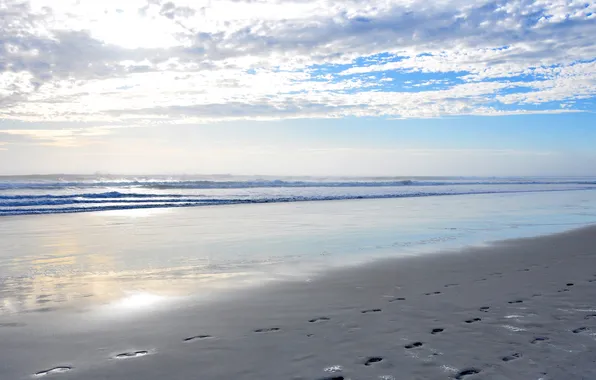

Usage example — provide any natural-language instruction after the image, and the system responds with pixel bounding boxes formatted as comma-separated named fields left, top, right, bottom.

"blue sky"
left=0, top=0, right=595, bottom=175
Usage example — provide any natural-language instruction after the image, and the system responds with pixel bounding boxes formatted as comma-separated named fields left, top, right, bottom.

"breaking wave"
left=2, top=175, right=596, bottom=216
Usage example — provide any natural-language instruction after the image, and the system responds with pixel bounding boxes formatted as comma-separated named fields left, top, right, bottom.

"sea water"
left=1, top=176, right=596, bottom=314
left=2, top=174, right=596, bottom=216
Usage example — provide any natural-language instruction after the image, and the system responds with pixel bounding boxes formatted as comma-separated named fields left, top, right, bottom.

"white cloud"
left=0, top=0, right=594, bottom=127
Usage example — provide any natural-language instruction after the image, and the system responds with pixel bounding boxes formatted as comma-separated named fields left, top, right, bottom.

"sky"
left=0, top=0, right=595, bottom=176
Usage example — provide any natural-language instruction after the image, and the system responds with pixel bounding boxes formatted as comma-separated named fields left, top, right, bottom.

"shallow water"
left=1, top=189, right=596, bottom=315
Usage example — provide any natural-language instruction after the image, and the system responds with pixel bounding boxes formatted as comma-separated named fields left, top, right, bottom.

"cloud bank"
left=0, top=0, right=595, bottom=125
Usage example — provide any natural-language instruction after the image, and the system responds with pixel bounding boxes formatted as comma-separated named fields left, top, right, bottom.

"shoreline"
left=2, top=225, right=596, bottom=379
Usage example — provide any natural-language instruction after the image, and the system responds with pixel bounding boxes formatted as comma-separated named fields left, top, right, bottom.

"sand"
left=2, top=226, right=596, bottom=379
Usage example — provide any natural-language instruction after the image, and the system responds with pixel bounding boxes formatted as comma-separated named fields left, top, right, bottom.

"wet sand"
left=2, top=226, right=596, bottom=379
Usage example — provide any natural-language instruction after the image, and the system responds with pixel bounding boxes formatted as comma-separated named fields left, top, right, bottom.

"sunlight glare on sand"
left=108, top=292, right=167, bottom=313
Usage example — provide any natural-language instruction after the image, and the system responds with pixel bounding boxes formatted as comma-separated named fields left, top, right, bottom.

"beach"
left=1, top=191, right=596, bottom=379
left=2, top=0, right=596, bottom=376
left=2, top=225, right=596, bottom=379
left=2, top=0, right=595, bottom=377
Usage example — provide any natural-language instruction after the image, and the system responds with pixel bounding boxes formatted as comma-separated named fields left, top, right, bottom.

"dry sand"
left=2, top=226, right=596, bottom=379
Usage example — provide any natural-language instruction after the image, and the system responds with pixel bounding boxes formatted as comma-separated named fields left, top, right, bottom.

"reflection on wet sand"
left=0, top=213, right=266, bottom=315
left=0, top=267, right=262, bottom=315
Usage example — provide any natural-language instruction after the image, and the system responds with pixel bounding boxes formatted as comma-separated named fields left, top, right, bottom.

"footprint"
left=479, top=306, right=490, bottom=312
left=431, top=328, right=444, bottom=334
left=530, top=337, right=549, bottom=344
left=455, top=368, right=481, bottom=379
left=444, top=283, right=459, bottom=288
left=34, top=367, right=72, bottom=377
left=364, top=357, right=383, bottom=366
left=309, top=317, right=331, bottom=323
left=184, top=335, right=212, bottom=342
left=572, top=327, right=589, bottom=334
left=114, top=351, right=149, bottom=359
left=566, top=283, right=574, bottom=286
left=532, top=293, right=542, bottom=298
left=318, top=377, right=344, bottom=380
left=465, top=318, right=481, bottom=324
left=502, top=353, right=522, bottom=362
left=508, top=300, right=523, bottom=304
left=585, top=314, right=596, bottom=320
left=557, top=289, right=570, bottom=293
left=389, top=297, right=406, bottom=302
left=361, top=309, right=382, bottom=314
left=404, top=342, right=423, bottom=349
left=254, top=327, right=280, bottom=333
left=424, top=291, right=442, bottom=296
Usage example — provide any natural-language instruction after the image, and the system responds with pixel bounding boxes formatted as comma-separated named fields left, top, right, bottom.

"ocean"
left=2, top=174, right=596, bottom=216
left=2, top=176, right=596, bottom=315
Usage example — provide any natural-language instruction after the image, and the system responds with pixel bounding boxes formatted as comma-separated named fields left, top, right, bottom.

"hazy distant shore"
left=2, top=225, right=596, bottom=379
